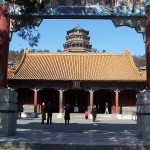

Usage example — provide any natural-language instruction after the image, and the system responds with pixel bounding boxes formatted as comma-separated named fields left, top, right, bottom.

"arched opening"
left=64, top=89, right=89, bottom=113
left=94, top=90, right=112, bottom=114
left=16, top=88, right=34, bottom=105
left=38, top=88, right=59, bottom=112
left=15, top=88, right=34, bottom=112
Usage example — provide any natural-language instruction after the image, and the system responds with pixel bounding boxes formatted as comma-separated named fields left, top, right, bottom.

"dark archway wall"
left=64, top=89, right=89, bottom=113
left=15, top=88, right=34, bottom=105
left=15, top=88, right=34, bottom=112
left=38, top=88, right=59, bottom=112
left=119, top=90, right=139, bottom=114
left=94, top=90, right=112, bottom=114
left=15, top=88, right=59, bottom=113
left=120, top=90, right=139, bottom=106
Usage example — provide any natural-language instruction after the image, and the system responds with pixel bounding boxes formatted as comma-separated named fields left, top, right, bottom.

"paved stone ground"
left=0, top=117, right=150, bottom=150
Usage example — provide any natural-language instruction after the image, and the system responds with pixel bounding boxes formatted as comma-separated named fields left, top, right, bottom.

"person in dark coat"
left=64, top=104, right=70, bottom=124
left=46, top=101, right=53, bottom=124
left=91, top=105, right=97, bottom=122
left=41, top=102, right=46, bottom=124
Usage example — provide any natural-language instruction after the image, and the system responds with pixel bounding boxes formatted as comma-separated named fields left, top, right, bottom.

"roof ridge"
left=28, top=51, right=126, bottom=56
left=13, top=49, right=28, bottom=75
left=125, top=49, right=144, bottom=77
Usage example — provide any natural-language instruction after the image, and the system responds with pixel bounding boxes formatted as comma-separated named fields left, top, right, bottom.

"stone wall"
left=23, top=105, right=34, bottom=112
left=0, top=113, right=2, bottom=134
left=137, top=90, right=150, bottom=139
left=119, top=107, right=136, bottom=114
left=0, top=88, right=18, bottom=136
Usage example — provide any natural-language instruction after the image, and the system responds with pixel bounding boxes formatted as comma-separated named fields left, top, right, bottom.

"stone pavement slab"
left=0, top=117, right=150, bottom=150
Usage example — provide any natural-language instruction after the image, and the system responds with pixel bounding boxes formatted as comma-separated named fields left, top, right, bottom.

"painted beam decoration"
left=112, top=17, right=146, bottom=42
left=9, top=0, right=146, bottom=17
left=0, top=0, right=147, bottom=41
left=0, top=0, right=7, bottom=4
left=145, top=0, right=150, bottom=5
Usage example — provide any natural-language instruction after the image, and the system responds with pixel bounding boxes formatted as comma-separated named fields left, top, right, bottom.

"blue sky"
left=9, top=19, right=145, bottom=56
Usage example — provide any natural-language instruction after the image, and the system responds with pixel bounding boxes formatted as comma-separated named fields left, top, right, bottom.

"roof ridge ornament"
left=24, top=48, right=30, bottom=54
left=76, top=24, right=81, bottom=29
left=124, top=49, right=130, bottom=54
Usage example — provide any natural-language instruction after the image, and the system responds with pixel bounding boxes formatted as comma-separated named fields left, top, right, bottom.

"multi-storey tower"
left=63, top=24, right=92, bottom=52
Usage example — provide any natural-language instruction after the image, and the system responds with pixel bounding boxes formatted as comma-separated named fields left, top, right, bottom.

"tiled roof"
left=8, top=49, right=146, bottom=82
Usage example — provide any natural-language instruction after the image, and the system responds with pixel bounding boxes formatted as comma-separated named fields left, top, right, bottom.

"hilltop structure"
left=8, top=25, right=146, bottom=114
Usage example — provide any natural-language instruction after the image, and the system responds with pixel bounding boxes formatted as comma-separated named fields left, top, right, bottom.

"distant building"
left=64, top=24, right=92, bottom=53
left=8, top=61, right=15, bottom=70
left=139, top=66, right=146, bottom=72
left=8, top=25, right=146, bottom=114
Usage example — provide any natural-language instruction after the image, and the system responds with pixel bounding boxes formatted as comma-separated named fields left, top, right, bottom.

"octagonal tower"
left=63, top=24, right=92, bottom=53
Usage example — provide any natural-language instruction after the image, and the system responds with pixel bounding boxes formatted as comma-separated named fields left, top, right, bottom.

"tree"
left=91, top=48, right=97, bottom=52
left=4, top=0, right=45, bottom=47
left=102, top=50, right=106, bottom=53
left=132, top=54, right=146, bottom=67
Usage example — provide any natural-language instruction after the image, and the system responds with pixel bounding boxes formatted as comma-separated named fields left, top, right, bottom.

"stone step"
left=0, top=142, right=149, bottom=150
left=96, top=114, right=118, bottom=120
left=18, top=112, right=135, bottom=120
left=40, top=113, right=118, bottom=119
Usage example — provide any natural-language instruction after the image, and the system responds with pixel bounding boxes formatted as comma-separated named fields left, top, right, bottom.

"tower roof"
left=67, top=24, right=89, bottom=35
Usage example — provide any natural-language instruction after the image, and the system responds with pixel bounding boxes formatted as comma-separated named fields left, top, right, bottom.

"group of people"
left=41, top=102, right=70, bottom=125
left=41, top=101, right=109, bottom=124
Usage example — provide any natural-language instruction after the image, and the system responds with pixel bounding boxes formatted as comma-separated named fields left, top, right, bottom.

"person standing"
left=46, top=101, right=53, bottom=124
left=41, top=102, right=46, bottom=124
left=64, top=104, right=70, bottom=124
left=91, top=105, right=97, bottom=122
left=104, top=102, right=109, bottom=114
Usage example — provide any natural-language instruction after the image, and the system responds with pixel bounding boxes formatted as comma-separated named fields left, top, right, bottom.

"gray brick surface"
left=0, top=117, right=150, bottom=150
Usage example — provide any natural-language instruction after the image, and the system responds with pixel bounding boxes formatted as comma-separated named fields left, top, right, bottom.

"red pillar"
left=34, top=88, right=38, bottom=113
left=59, top=89, right=64, bottom=113
left=146, top=5, right=150, bottom=90
left=0, top=4, right=9, bottom=87
left=115, top=90, right=119, bottom=114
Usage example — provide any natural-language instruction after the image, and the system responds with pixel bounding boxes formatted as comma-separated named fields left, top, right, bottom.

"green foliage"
left=8, top=50, right=23, bottom=65
left=132, top=54, right=146, bottom=67
left=8, top=49, right=51, bottom=67
left=4, top=0, right=42, bottom=47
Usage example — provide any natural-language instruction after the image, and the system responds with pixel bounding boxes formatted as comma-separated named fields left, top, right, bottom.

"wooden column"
left=0, top=4, right=9, bottom=87
left=146, top=5, right=150, bottom=90
left=88, top=89, right=94, bottom=112
left=34, top=88, right=38, bottom=113
left=115, top=89, right=120, bottom=114
left=89, top=89, right=94, bottom=107
left=59, top=89, right=64, bottom=113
